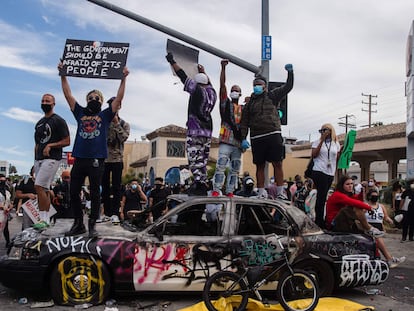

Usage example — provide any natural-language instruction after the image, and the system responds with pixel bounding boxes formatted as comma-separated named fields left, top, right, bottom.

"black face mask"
left=87, top=100, right=101, bottom=114
left=0, top=181, right=5, bottom=189
left=370, top=196, right=379, bottom=203
left=41, top=104, right=53, bottom=114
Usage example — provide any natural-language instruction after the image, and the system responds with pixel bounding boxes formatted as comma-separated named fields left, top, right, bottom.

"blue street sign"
left=262, top=35, right=272, bottom=60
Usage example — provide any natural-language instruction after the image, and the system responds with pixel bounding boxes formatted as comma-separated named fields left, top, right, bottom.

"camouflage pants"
left=186, top=136, right=211, bottom=183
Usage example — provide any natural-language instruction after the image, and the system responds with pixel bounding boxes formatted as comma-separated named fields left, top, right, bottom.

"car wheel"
left=50, top=255, right=111, bottom=306
left=294, top=259, right=335, bottom=296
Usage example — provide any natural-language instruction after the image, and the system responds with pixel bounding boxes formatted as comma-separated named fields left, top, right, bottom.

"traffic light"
left=269, top=81, right=288, bottom=125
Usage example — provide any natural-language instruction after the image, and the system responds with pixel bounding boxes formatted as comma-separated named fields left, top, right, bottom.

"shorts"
left=251, top=133, right=285, bottom=164
left=34, top=159, right=60, bottom=189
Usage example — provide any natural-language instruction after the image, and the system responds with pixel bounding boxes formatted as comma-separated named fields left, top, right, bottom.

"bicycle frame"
left=225, top=230, right=299, bottom=301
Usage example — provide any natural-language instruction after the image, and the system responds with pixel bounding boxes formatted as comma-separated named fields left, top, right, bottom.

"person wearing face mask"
left=33, top=93, right=70, bottom=230
left=59, top=61, right=129, bottom=237
left=400, top=179, right=414, bottom=242
left=148, top=177, right=171, bottom=221
left=365, top=189, right=393, bottom=231
left=211, top=59, right=244, bottom=197
left=120, top=179, right=147, bottom=223
left=166, top=53, right=217, bottom=196
left=239, top=64, right=294, bottom=200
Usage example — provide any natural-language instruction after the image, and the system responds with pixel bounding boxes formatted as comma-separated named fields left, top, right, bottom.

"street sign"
left=262, top=35, right=272, bottom=60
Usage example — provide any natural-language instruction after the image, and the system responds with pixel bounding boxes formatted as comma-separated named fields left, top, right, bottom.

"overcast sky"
left=1, top=0, right=413, bottom=175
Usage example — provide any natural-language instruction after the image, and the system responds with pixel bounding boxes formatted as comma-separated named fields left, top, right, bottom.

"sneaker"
left=32, top=220, right=49, bottom=230
left=17, top=212, right=23, bottom=217
left=211, top=190, right=220, bottom=197
left=365, top=226, right=385, bottom=238
left=111, top=215, right=120, bottom=225
left=388, top=256, right=406, bottom=268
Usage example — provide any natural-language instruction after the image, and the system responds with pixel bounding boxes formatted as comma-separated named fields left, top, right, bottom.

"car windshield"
left=284, top=206, right=321, bottom=234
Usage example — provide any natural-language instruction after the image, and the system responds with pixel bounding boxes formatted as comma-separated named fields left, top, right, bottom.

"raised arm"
left=219, top=60, right=228, bottom=100
left=58, top=61, right=76, bottom=111
left=111, top=67, right=130, bottom=114
left=166, top=52, right=187, bottom=84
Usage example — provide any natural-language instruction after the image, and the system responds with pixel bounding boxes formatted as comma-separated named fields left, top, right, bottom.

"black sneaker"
left=65, top=219, right=86, bottom=236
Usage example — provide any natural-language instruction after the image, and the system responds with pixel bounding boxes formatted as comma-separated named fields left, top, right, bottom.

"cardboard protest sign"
left=60, top=39, right=129, bottom=79
left=166, top=39, right=199, bottom=78
left=21, top=199, right=57, bottom=224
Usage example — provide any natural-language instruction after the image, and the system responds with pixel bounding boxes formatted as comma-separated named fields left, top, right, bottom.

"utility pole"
left=338, top=114, right=356, bottom=133
left=361, top=93, right=377, bottom=128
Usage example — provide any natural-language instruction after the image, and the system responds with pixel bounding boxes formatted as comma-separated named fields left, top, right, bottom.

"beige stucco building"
left=122, top=124, right=309, bottom=185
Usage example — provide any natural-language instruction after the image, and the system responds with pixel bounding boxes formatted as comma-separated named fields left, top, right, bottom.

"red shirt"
left=325, top=191, right=371, bottom=229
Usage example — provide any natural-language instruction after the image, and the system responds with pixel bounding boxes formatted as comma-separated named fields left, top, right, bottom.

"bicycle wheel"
left=277, top=269, right=319, bottom=311
left=203, top=271, right=249, bottom=311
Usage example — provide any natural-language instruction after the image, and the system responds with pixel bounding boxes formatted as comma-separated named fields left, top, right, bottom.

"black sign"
left=60, top=39, right=129, bottom=79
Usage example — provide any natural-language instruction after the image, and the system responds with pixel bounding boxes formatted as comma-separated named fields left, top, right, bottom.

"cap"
left=194, top=73, right=208, bottom=84
left=245, top=178, right=254, bottom=185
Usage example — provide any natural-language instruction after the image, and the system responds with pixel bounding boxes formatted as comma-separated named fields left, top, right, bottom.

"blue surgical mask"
left=253, top=85, right=264, bottom=95
left=131, top=184, right=138, bottom=190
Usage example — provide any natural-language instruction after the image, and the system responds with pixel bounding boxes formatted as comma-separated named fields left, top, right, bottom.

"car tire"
left=50, top=255, right=111, bottom=306
left=294, top=259, right=335, bottom=297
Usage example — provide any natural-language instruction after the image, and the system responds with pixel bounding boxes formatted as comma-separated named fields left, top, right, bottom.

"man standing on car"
left=211, top=59, right=244, bottom=197
left=33, top=93, right=70, bottom=230
left=101, top=97, right=130, bottom=225
left=240, top=64, right=294, bottom=199
left=59, top=61, right=129, bottom=237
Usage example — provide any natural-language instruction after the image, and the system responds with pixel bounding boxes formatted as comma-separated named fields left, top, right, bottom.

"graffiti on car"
left=339, top=254, right=389, bottom=287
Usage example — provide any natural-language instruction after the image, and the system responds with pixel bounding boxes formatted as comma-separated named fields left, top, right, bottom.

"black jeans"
left=101, top=161, right=123, bottom=217
left=402, top=209, right=414, bottom=240
left=70, top=158, right=105, bottom=220
left=312, top=170, right=334, bottom=229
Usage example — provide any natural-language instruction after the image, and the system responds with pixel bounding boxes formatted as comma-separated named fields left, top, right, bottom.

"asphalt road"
left=0, top=212, right=413, bottom=311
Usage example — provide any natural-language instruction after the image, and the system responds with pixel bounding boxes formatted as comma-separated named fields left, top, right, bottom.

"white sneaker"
left=111, top=215, right=120, bottom=225
left=365, top=226, right=385, bottom=238
left=388, top=256, right=406, bottom=268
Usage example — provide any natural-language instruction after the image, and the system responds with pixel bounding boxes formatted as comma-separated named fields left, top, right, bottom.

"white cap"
left=194, top=73, right=208, bottom=84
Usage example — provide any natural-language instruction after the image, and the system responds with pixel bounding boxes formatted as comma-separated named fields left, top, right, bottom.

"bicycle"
left=202, top=230, right=319, bottom=311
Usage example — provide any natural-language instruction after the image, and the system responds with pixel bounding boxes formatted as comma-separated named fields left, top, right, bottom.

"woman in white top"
left=311, top=123, right=341, bottom=228
left=365, top=189, right=393, bottom=231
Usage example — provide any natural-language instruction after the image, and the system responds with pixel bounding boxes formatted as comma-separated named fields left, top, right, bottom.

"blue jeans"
left=213, top=143, right=242, bottom=194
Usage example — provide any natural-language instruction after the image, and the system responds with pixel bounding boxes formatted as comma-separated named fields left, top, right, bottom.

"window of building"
left=151, top=141, right=157, bottom=158
left=167, top=140, right=185, bottom=158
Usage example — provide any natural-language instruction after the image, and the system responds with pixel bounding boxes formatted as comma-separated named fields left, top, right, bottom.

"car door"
left=132, top=198, right=231, bottom=292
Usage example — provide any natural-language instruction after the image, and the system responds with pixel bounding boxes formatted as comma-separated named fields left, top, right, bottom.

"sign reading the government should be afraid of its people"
left=60, top=39, right=129, bottom=79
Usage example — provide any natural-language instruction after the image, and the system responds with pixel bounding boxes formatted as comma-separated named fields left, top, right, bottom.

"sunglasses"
left=88, top=95, right=101, bottom=102
left=318, top=128, right=330, bottom=133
